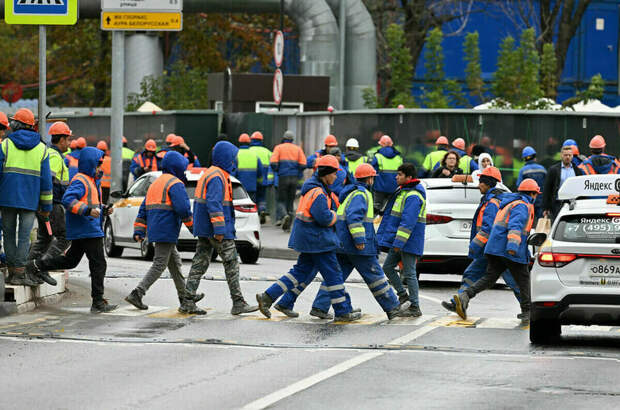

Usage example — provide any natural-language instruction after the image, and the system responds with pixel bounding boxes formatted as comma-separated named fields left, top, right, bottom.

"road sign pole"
left=38, top=25, right=47, bottom=141
left=110, top=30, right=125, bottom=194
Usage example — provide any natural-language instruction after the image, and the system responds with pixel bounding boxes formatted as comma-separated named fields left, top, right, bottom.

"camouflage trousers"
left=185, top=238, right=243, bottom=302
left=28, top=204, right=70, bottom=263
left=137, top=242, right=186, bottom=299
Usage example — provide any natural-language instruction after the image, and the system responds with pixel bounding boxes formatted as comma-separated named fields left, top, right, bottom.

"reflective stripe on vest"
left=49, top=148, right=69, bottom=186
left=249, top=145, right=274, bottom=182
left=295, top=186, right=338, bottom=225
left=69, top=172, right=100, bottom=215
left=2, top=138, right=52, bottom=205
left=136, top=153, right=158, bottom=172
left=145, top=174, right=182, bottom=211
left=493, top=200, right=535, bottom=248
left=471, top=197, right=500, bottom=248
left=195, top=166, right=232, bottom=228
left=390, top=190, right=426, bottom=223
left=346, top=156, right=368, bottom=175
left=375, top=153, right=403, bottom=174
left=336, top=188, right=373, bottom=239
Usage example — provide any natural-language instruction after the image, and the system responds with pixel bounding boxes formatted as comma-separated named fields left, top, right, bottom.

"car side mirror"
left=527, top=232, right=547, bottom=247
left=109, top=190, right=124, bottom=200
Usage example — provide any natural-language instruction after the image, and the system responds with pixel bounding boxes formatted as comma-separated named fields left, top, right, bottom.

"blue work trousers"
left=458, top=256, right=521, bottom=301
left=256, top=185, right=267, bottom=213
left=265, top=251, right=352, bottom=316
left=1, top=207, right=36, bottom=268
left=383, top=249, right=420, bottom=307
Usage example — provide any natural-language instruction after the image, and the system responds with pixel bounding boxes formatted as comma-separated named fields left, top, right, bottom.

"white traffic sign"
left=273, top=69, right=284, bottom=105
left=102, top=0, right=182, bottom=11
left=273, top=30, right=284, bottom=67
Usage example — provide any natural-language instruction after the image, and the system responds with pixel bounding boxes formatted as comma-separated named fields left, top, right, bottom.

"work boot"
left=351, top=307, right=361, bottom=314
left=334, top=311, right=363, bottom=322
left=91, top=299, right=118, bottom=314
left=275, top=219, right=283, bottom=227
left=400, top=305, right=422, bottom=317
left=231, top=299, right=259, bottom=315
left=178, top=300, right=207, bottom=315
left=193, top=292, right=205, bottom=303
left=256, top=292, right=273, bottom=318
left=27, top=260, right=57, bottom=286
left=5, top=267, right=16, bottom=285
left=309, top=307, right=333, bottom=320
left=281, top=215, right=291, bottom=231
left=519, top=311, right=530, bottom=327
left=125, top=288, right=148, bottom=310
left=453, top=292, right=469, bottom=320
left=386, top=307, right=403, bottom=320
left=274, top=304, right=299, bottom=318
left=24, top=263, right=43, bottom=285
left=398, top=292, right=409, bottom=308
left=259, top=211, right=266, bottom=225
left=9, top=267, right=39, bottom=287
left=441, top=299, right=456, bottom=313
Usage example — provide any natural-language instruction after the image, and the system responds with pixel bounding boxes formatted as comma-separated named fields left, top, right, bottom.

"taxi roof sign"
left=4, top=0, right=78, bottom=25
left=558, top=174, right=620, bottom=200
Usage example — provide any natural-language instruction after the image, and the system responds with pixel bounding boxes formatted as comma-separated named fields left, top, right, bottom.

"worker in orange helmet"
left=130, top=139, right=160, bottom=178
left=0, top=111, right=9, bottom=141
left=65, top=136, right=87, bottom=180
left=234, top=133, right=263, bottom=204
left=578, top=135, right=620, bottom=174
left=451, top=137, right=478, bottom=174
left=249, top=131, right=274, bottom=224
left=370, top=135, right=403, bottom=213
left=169, top=135, right=201, bottom=169
left=421, top=136, right=450, bottom=177
left=156, top=133, right=177, bottom=160
left=96, top=140, right=112, bottom=203
left=307, top=134, right=349, bottom=197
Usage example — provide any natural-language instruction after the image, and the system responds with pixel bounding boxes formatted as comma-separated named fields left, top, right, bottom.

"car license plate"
left=459, top=221, right=471, bottom=232
left=589, top=263, right=620, bottom=276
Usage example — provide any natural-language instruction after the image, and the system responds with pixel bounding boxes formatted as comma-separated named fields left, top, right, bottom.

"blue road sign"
left=4, top=0, right=78, bottom=24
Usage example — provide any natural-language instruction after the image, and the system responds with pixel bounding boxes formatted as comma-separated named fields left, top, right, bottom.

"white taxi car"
left=417, top=177, right=509, bottom=275
left=529, top=174, right=620, bottom=344
left=104, top=168, right=261, bottom=263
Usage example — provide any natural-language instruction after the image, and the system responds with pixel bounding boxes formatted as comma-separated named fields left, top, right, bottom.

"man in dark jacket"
left=543, top=146, right=583, bottom=221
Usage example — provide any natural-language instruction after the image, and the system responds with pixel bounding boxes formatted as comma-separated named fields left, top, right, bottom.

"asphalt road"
left=1, top=250, right=619, bottom=409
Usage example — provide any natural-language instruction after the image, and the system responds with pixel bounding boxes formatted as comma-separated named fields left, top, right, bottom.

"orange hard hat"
left=238, top=133, right=251, bottom=144
left=251, top=131, right=264, bottom=140
left=518, top=178, right=541, bottom=194
left=10, top=108, right=35, bottom=126
left=452, top=138, right=466, bottom=151
left=170, top=135, right=185, bottom=147
left=122, top=136, right=128, bottom=144
left=48, top=121, right=72, bottom=136
left=324, top=134, right=338, bottom=147
left=0, top=112, right=8, bottom=128
left=145, top=139, right=157, bottom=151
left=316, top=154, right=339, bottom=169
left=589, top=134, right=606, bottom=149
left=354, top=163, right=377, bottom=179
left=379, top=135, right=393, bottom=147
left=76, top=137, right=87, bottom=149
left=70, top=140, right=77, bottom=149
left=571, top=145, right=580, bottom=155
left=436, top=136, right=449, bottom=145
left=96, top=141, right=108, bottom=151
left=480, top=166, right=502, bottom=182
left=165, top=133, right=176, bottom=143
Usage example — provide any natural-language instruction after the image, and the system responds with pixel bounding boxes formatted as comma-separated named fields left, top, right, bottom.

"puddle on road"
left=107, top=320, right=187, bottom=339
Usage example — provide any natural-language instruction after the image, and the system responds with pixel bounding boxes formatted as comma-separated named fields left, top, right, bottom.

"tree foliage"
left=421, top=28, right=448, bottom=108
left=540, top=42, right=558, bottom=99
left=561, top=74, right=605, bottom=109
left=463, top=31, right=484, bottom=103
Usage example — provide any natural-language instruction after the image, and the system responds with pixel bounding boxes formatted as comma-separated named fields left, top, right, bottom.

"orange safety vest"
left=194, top=166, right=233, bottom=228
left=101, top=156, right=111, bottom=188
left=494, top=200, right=534, bottom=246
left=295, top=186, right=339, bottom=225
left=579, top=162, right=619, bottom=175
left=135, top=153, right=158, bottom=172
left=471, top=197, right=500, bottom=247
left=69, top=172, right=100, bottom=215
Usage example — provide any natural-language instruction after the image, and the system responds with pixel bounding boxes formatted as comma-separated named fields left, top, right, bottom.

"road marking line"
left=241, top=325, right=437, bottom=410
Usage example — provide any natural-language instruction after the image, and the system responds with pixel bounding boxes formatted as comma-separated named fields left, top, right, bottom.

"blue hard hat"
left=522, top=146, right=536, bottom=159
left=562, top=139, right=577, bottom=147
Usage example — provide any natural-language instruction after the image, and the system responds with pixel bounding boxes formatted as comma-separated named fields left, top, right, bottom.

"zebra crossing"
left=17, top=0, right=64, bottom=5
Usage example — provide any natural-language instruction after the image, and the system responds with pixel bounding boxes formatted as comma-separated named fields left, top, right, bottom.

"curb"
left=260, top=247, right=298, bottom=261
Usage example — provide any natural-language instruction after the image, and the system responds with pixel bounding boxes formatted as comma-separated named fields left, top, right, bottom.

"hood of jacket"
left=499, top=192, right=533, bottom=208
left=377, top=146, right=400, bottom=159
left=161, top=151, right=189, bottom=180
left=477, top=153, right=493, bottom=169
left=301, top=174, right=329, bottom=196
left=212, top=141, right=239, bottom=173
left=338, top=181, right=365, bottom=203
left=590, top=154, right=614, bottom=168
left=481, top=187, right=503, bottom=203
left=344, top=150, right=363, bottom=162
left=78, top=147, right=104, bottom=177
left=250, top=140, right=263, bottom=147
left=7, top=129, right=42, bottom=150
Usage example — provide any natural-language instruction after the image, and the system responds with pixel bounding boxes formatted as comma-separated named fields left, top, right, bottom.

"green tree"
left=561, top=74, right=605, bottom=109
left=421, top=27, right=448, bottom=108
left=518, top=28, right=542, bottom=107
left=464, top=31, right=484, bottom=103
left=540, top=43, right=558, bottom=99
left=385, top=23, right=416, bottom=107
left=492, top=36, right=519, bottom=108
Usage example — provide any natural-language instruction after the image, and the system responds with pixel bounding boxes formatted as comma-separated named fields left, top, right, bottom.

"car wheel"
left=529, top=318, right=561, bottom=344
left=140, top=238, right=154, bottom=261
left=239, top=247, right=260, bottom=264
left=104, top=221, right=123, bottom=257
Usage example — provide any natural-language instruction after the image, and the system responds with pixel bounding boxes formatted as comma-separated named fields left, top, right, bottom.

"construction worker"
left=66, top=139, right=77, bottom=157
left=180, top=141, right=259, bottom=315
left=156, top=133, right=176, bottom=160
left=344, top=137, right=368, bottom=175
left=169, top=136, right=200, bottom=169
left=270, top=130, right=306, bottom=231
left=96, top=140, right=112, bottom=203
left=121, top=136, right=134, bottom=191
left=562, top=139, right=586, bottom=167
left=378, top=163, right=426, bottom=317
left=130, top=139, right=159, bottom=178
left=28, top=147, right=117, bottom=313
left=453, top=178, right=540, bottom=326
left=126, top=151, right=195, bottom=311
left=0, top=111, right=8, bottom=139
left=255, top=155, right=362, bottom=322
left=66, top=136, right=86, bottom=180
left=234, top=133, right=263, bottom=203
left=273, top=163, right=403, bottom=320
left=248, top=131, right=274, bottom=224
left=0, top=108, right=53, bottom=286
left=516, top=146, right=546, bottom=219
left=24, top=121, right=72, bottom=286
left=451, top=138, right=478, bottom=174
left=441, top=167, right=521, bottom=314
left=578, top=135, right=620, bottom=175
left=421, top=136, right=449, bottom=177
left=370, top=135, right=403, bottom=213
left=307, top=134, right=349, bottom=196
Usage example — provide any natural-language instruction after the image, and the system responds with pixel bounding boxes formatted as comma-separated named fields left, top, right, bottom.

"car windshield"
left=554, top=214, right=620, bottom=244
left=425, top=186, right=482, bottom=204
left=185, top=180, right=248, bottom=200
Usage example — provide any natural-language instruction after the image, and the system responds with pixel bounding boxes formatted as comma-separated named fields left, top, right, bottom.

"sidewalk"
left=258, top=225, right=298, bottom=260
left=1, top=271, right=68, bottom=316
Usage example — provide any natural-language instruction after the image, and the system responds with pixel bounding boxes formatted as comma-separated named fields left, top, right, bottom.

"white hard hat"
left=345, top=138, right=359, bottom=148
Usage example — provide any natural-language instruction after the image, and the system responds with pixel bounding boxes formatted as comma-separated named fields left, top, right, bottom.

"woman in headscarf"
left=471, top=153, right=493, bottom=183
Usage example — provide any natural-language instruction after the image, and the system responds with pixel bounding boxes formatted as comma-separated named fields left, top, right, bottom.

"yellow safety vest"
left=458, top=155, right=473, bottom=174
left=1, top=138, right=52, bottom=206
left=237, top=148, right=263, bottom=183
left=346, top=155, right=368, bottom=175
left=391, top=190, right=426, bottom=242
left=375, top=153, right=403, bottom=174
left=422, top=149, right=447, bottom=171
left=48, top=148, right=69, bottom=186
left=249, top=145, right=274, bottom=184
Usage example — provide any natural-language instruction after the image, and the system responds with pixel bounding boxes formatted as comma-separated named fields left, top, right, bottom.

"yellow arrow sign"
left=101, top=11, right=182, bottom=31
